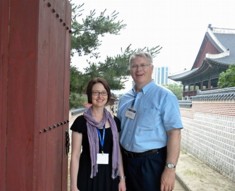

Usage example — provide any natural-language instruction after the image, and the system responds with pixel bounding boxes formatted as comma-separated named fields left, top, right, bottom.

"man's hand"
left=160, top=168, right=176, bottom=191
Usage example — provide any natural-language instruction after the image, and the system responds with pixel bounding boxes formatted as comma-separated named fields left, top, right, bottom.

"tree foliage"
left=218, top=65, right=235, bottom=88
left=71, top=3, right=126, bottom=58
left=69, top=92, right=87, bottom=109
left=164, top=83, right=183, bottom=100
left=69, top=2, right=162, bottom=108
left=81, top=45, right=162, bottom=91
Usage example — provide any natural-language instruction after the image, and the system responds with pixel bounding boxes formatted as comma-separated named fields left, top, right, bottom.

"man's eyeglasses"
left=131, top=64, right=151, bottom=70
left=92, top=91, right=108, bottom=97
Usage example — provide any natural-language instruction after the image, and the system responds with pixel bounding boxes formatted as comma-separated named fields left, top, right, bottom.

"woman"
left=70, top=77, right=126, bottom=191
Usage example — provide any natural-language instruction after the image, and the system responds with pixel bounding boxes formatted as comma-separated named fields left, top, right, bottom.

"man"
left=117, top=52, right=183, bottom=191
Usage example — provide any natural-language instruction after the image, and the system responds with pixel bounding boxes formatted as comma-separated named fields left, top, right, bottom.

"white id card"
left=97, top=153, right=109, bottom=164
left=125, top=108, right=136, bottom=119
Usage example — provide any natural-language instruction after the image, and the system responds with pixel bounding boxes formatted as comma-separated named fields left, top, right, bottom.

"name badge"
left=125, top=108, right=136, bottom=119
left=97, top=153, right=109, bottom=164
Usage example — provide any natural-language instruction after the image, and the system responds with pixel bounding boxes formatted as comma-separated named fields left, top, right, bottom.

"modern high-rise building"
left=153, top=66, right=168, bottom=85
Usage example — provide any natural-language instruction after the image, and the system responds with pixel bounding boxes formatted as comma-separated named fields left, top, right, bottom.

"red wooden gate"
left=0, top=0, right=71, bottom=190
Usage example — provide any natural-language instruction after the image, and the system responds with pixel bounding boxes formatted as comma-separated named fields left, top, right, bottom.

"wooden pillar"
left=200, top=81, right=203, bottom=90
left=208, top=79, right=211, bottom=89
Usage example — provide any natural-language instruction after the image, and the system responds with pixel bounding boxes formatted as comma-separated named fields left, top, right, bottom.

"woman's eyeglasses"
left=92, top=91, right=108, bottom=97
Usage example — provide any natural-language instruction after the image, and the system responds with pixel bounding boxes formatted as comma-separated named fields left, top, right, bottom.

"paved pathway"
left=176, top=151, right=235, bottom=191
left=175, top=179, right=186, bottom=191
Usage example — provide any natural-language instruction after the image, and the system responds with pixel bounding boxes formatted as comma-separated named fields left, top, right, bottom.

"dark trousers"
left=122, top=147, right=167, bottom=191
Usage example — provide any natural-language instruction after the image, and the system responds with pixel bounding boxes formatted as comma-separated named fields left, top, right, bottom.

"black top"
left=70, top=115, right=121, bottom=191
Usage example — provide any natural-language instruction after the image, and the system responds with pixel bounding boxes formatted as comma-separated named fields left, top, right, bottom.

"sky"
left=71, top=0, right=235, bottom=91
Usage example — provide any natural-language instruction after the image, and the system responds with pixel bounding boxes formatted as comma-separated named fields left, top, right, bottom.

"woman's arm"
left=118, top=135, right=126, bottom=191
left=70, top=132, right=82, bottom=191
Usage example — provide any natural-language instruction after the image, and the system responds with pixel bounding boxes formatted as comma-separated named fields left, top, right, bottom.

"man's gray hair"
left=129, top=52, right=153, bottom=65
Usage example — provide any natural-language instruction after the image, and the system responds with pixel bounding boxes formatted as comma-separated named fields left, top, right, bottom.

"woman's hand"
left=118, top=178, right=126, bottom=191
left=70, top=184, right=79, bottom=191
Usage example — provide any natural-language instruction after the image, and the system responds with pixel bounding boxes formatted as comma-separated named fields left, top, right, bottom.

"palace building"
left=169, top=24, right=235, bottom=99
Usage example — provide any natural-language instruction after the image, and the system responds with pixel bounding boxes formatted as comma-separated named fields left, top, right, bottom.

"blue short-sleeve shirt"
left=117, top=80, right=183, bottom=152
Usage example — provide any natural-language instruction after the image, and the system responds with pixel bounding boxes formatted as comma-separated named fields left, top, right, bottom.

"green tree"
left=69, top=2, right=162, bottom=108
left=69, top=92, right=87, bottom=109
left=164, top=83, right=183, bottom=100
left=71, top=3, right=126, bottom=58
left=69, top=3, right=127, bottom=108
left=77, top=45, right=162, bottom=92
left=218, top=65, right=235, bottom=88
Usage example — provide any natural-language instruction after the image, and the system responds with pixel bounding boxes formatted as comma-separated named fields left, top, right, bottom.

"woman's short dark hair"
left=86, top=77, right=111, bottom=104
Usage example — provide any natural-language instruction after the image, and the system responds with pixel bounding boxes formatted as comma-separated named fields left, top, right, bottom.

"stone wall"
left=180, top=87, right=235, bottom=182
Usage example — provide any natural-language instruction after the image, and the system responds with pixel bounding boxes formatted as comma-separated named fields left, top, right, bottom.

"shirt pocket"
left=138, top=105, right=162, bottom=129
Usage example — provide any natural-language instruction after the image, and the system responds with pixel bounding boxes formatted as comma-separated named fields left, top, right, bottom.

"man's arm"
left=161, top=129, right=181, bottom=191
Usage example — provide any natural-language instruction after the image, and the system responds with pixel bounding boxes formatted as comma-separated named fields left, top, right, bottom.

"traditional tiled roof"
left=192, top=87, right=235, bottom=101
left=207, top=29, right=235, bottom=64
left=169, top=25, right=235, bottom=81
